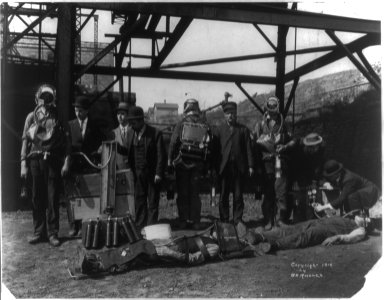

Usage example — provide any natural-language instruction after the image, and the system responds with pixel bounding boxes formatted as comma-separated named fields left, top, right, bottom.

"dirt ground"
left=1, top=195, right=382, bottom=298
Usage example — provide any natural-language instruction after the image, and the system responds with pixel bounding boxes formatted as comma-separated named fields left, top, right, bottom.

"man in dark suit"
left=126, top=106, right=166, bottom=229
left=315, top=160, right=380, bottom=215
left=215, top=101, right=254, bottom=224
left=67, top=95, right=104, bottom=236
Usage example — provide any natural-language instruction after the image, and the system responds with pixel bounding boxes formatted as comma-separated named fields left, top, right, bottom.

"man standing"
left=315, top=160, right=380, bottom=215
left=168, top=99, right=212, bottom=230
left=111, top=101, right=135, bottom=217
left=67, top=95, right=104, bottom=236
left=111, top=102, right=131, bottom=170
left=20, top=84, right=70, bottom=247
left=253, top=96, right=295, bottom=229
left=126, top=106, right=166, bottom=230
left=215, top=101, right=254, bottom=225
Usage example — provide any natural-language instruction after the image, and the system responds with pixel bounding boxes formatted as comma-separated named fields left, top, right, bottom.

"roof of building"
left=154, top=103, right=179, bottom=109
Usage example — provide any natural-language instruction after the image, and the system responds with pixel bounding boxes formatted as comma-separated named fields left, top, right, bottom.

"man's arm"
left=155, top=129, right=166, bottom=180
left=322, top=227, right=366, bottom=246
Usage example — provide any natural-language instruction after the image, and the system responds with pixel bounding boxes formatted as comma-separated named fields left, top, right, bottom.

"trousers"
left=134, top=168, right=160, bottom=229
left=175, top=166, right=202, bottom=223
left=29, top=157, right=61, bottom=238
left=263, top=217, right=358, bottom=249
left=219, top=162, right=245, bottom=224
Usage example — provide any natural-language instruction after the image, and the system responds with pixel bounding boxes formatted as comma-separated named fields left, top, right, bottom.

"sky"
left=8, top=0, right=382, bottom=112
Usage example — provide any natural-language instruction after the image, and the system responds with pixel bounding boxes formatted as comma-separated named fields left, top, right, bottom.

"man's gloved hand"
left=61, top=157, right=70, bottom=177
left=154, top=174, right=162, bottom=184
left=322, top=182, right=333, bottom=190
left=276, top=144, right=286, bottom=154
left=20, top=160, right=28, bottom=179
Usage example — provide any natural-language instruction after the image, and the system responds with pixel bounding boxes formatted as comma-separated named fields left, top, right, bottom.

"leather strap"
left=184, top=237, right=189, bottom=264
left=194, top=236, right=210, bottom=261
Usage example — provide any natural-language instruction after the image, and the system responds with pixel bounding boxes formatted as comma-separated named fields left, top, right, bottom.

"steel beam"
left=75, top=14, right=148, bottom=81
left=76, top=9, right=96, bottom=35
left=2, top=5, right=56, bottom=54
left=283, top=77, right=300, bottom=118
left=147, top=15, right=161, bottom=31
left=285, top=33, right=380, bottom=83
left=253, top=24, right=277, bottom=51
left=276, top=25, right=289, bottom=112
left=326, top=30, right=380, bottom=90
left=159, top=45, right=338, bottom=70
left=78, top=3, right=380, bottom=34
left=357, top=50, right=381, bottom=83
left=105, top=31, right=171, bottom=39
left=56, top=4, right=75, bottom=124
left=151, top=17, right=193, bottom=69
left=74, top=65, right=276, bottom=85
left=14, top=14, right=55, bottom=53
left=90, top=76, right=122, bottom=106
left=235, top=82, right=264, bottom=114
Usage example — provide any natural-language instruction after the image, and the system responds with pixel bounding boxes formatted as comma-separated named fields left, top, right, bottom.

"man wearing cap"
left=112, top=102, right=131, bottom=169
left=20, top=84, right=71, bottom=247
left=125, top=106, right=166, bottom=230
left=168, top=99, right=212, bottom=230
left=315, top=160, right=380, bottom=215
left=67, top=95, right=105, bottom=237
left=214, top=101, right=254, bottom=225
left=253, top=96, right=295, bottom=229
left=290, top=133, right=326, bottom=221
left=110, top=101, right=136, bottom=218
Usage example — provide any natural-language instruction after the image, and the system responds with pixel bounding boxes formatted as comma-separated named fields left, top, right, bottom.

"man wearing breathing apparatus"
left=253, top=96, right=295, bottom=230
left=20, top=84, right=71, bottom=247
left=168, top=98, right=212, bottom=230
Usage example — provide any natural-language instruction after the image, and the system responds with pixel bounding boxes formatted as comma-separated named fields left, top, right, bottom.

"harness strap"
left=183, top=236, right=189, bottom=264
left=194, top=236, right=211, bottom=261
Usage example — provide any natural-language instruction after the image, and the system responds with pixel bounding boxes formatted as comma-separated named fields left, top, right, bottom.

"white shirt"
left=136, top=124, right=146, bottom=141
left=78, top=117, right=88, bottom=138
left=120, top=125, right=129, bottom=139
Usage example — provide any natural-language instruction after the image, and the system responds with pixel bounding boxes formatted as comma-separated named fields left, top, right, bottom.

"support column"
left=276, top=25, right=288, bottom=114
left=56, top=4, right=76, bottom=123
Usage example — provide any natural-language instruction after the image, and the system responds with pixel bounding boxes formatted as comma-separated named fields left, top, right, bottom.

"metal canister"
left=85, top=219, right=93, bottom=249
left=113, top=218, right=119, bottom=247
left=92, top=218, right=100, bottom=248
left=106, top=216, right=112, bottom=248
left=275, top=155, right=282, bottom=178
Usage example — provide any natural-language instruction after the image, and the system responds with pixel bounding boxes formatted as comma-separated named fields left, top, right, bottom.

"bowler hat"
left=116, top=102, right=130, bottom=113
left=73, top=95, right=90, bottom=109
left=222, top=101, right=237, bottom=113
left=303, top=133, right=323, bottom=147
left=127, top=106, right=144, bottom=120
left=323, top=160, right=343, bottom=179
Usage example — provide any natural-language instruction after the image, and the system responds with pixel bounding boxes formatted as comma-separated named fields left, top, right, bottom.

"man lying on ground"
left=245, top=211, right=371, bottom=253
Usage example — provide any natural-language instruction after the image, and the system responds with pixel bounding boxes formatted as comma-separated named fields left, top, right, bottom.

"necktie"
left=122, top=128, right=126, bottom=141
left=80, top=120, right=85, bottom=138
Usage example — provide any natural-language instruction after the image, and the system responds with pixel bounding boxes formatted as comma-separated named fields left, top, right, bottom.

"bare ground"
left=1, top=195, right=382, bottom=298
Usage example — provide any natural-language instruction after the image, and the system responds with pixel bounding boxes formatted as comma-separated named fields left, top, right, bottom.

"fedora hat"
left=116, top=102, right=130, bottom=113
left=127, top=106, right=144, bottom=120
left=73, top=95, right=90, bottom=109
left=323, top=160, right=343, bottom=179
left=303, top=133, right=323, bottom=147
